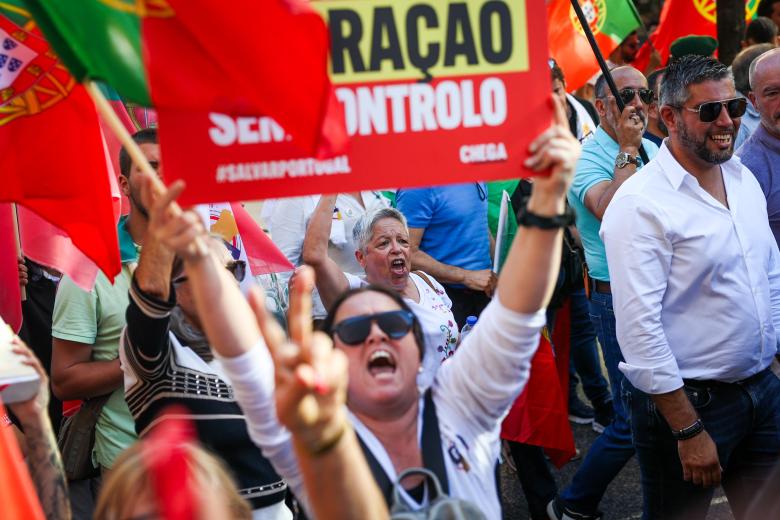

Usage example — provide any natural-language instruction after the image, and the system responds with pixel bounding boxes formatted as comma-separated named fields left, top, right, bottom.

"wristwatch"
left=615, top=151, right=641, bottom=169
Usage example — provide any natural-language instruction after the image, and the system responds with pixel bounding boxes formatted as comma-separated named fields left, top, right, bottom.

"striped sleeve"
left=124, top=277, right=176, bottom=376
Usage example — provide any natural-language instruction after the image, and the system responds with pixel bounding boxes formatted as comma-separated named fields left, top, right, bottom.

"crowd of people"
left=4, top=7, right=780, bottom=520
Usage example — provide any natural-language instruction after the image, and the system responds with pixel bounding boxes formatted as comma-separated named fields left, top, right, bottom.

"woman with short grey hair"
left=301, top=197, right=458, bottom=389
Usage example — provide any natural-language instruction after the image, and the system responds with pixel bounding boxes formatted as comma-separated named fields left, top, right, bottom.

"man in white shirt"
left=602, top=55, right=780, bottom=520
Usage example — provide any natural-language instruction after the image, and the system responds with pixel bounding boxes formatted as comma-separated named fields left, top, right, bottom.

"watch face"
left=616, top=153, right=635, bottom=168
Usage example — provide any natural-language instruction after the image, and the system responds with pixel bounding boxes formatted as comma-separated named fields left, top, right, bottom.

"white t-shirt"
left=261, top=192, right=390, bottom=318
left=344, top=271, right=458, bottom=389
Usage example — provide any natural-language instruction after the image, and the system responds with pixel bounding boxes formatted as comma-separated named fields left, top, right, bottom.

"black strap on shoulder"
left=356, top=388, right=449, bottom=506
left=421, top=388, right=449, bottom=495
left=356, top=432, right=394, bottom=505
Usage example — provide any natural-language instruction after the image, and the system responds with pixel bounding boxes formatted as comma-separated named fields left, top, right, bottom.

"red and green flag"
left=23, top=0, right=345, bottom=157
left=0, top=2, right=120, bottom=287
left=548, top=0, right=642, bottom=91
left=633, top=0, right=761, bottom=71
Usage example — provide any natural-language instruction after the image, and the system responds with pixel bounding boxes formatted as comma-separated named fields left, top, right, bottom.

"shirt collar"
left=117, top=215, right=139, bottom=263
left=656, top=140, right=745, bottom=192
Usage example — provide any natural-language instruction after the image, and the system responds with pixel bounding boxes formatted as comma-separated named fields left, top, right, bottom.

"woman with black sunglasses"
left=149, top=95, right=581, bottom=518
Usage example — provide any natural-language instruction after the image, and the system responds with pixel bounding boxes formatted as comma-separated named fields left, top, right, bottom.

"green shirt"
left=51, top=216, right=139, bottom=469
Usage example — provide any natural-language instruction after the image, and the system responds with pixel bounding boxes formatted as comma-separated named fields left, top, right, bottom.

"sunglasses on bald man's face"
left=618, top=88, right=654, bottom=105
left=676, top=97, right=747, bottom=123
left=332, top=310, right=415, bottom=346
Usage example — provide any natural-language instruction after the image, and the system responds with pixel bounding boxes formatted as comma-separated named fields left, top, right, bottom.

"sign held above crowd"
left=11, top=0, right=553, bottom=207
left=159, top=0, right=553, bottom=205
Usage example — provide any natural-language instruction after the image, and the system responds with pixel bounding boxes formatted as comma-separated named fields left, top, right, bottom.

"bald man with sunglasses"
left=602, top=55, right=780, bottom=520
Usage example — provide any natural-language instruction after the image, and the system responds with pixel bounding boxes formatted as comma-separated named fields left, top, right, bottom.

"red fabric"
left=0, top=399, right=46, bottom=520
left=501, top=300, right=576, bottom=468
left=15, top=132, right=121, bottom=291
left=0, top=205, right=22, bottom=332
left=61, top=400, right=82, bottom=418
left=231, top=203, right=294, bottom=275
left=0, top=82, right=120, bottom=286
left=142, top=408, right=197, bottom=520
left=633, top=0, right=753, bottom=71
left=17, top=209, right=100, bottom=291
left=142, top=0, right=346, bottom=157
left=547, top=0, right=623, bottom=91
left=632, top=0, right=709, bottom=71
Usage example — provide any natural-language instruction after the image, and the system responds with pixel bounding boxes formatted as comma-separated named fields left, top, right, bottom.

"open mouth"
left=390, top=258, right=407, bottom=275
left=367, top=349, right=397, bottom=377
left=710, top=133, right=732, bottom=148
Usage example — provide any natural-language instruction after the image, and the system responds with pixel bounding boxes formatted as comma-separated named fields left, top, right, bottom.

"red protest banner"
left=160, top=0, right=552, bottom=205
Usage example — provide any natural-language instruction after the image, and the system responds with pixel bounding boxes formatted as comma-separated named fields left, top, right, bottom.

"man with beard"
left=51, top=128, right=159, bottom=519
left=738, top=48, right=780, bottom=247
left=602, top=55, right=780, bottom=519
left=548, top=66, right=660, bottom=520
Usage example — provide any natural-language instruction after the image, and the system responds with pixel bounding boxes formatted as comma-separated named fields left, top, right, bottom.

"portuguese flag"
left=0, top=2, right=121, bottom=285
left=548, top=0, right=642, bottom=91
left=633, top=0, right=760, bottom=71
left=22, top=0, right=345, bottom=156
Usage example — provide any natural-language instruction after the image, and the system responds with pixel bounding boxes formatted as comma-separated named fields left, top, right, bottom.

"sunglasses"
left=172, top=259, right=246, bottom=285
left=618, top=88, right=654, bottom=105
left=332, top=310, right=415, bottom=346
left=676, top=97, right=747, bottom=123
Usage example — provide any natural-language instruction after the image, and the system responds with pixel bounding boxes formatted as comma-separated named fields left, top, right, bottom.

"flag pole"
left=84, top=81, right=208, bottom=256
left=568, top=0, right=649, bottom=164
left=11, top=204, right=27, bottom=301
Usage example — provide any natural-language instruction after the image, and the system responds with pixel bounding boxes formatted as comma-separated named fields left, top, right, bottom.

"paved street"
left=500, top=422, right=735, bottom=519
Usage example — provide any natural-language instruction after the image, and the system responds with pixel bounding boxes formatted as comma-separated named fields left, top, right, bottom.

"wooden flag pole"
left=85, top=81, right=161, bottom=185
left=568, top=0, right=649, bottom=164
left=84, top=81, right=207, bottom=256
left=11, top=204, right=27, bottom=301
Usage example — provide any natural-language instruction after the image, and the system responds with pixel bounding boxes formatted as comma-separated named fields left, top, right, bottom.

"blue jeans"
left=627, top=368, right=780, bottom=520
left=560, top=290, right=635, bottom=514
left=568, top=288, right=611, bottom=407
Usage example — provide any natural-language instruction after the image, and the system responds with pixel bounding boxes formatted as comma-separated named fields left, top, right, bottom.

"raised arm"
left=144, top=178, right=388, bottom=520
left=301, top=194, right=350, bottom=310
left=250, top=268, right=387, bottom=520
left=123, top=213, right=178, bottom=367
left=582, top=97, right=645, bottom=221
left=435, top=96, right=580, bottom=429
